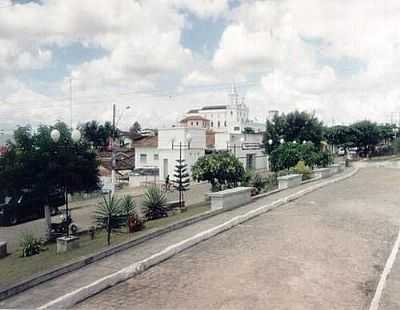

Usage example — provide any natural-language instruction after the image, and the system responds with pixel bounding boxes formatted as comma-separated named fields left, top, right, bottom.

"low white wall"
left=207, top=187, right=252, bottom=211
left=129, top=175, right=159, bottom=187
left=277, top=174, right=302, bottom=190
left=313, top=168, right=331, bottom=179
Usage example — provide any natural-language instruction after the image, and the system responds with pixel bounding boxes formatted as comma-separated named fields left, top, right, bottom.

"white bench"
left=313, top=168, right=331, bottom=179
left=277, top=174, right=302, bottom=190
left=208, top=187, right=252, bottom=211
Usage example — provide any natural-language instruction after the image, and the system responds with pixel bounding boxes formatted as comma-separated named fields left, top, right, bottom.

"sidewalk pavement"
left=0, top=171, right=354, bottom=309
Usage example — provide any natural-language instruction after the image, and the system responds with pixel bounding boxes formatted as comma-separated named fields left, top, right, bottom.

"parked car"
left=0, top=190, right=65, bottom=226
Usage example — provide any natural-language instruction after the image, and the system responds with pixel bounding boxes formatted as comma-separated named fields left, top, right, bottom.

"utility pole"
left=111, top=103, right=116, bottom=197
left=69, top=78, right=73, bottom=129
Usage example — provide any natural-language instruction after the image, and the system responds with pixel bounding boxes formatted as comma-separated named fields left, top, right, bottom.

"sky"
left=1, top=0, right=400, bottom=133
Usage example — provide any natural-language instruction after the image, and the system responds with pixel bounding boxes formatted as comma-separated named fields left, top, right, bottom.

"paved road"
left=77, top=167, right=400, bottom=310
left=0, top=183, right=210, bottom=252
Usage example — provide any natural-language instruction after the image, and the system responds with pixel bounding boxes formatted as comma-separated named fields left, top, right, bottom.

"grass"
left=0, top=203, right=210, bottom=289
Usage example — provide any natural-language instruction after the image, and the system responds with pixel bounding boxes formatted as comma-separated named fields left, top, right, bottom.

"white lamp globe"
left=268, top=139, right=273, bottom=145
left=186, top=134, right=192, bottom=143
left=303, top=140, right=307, bottom=144
left=240, top=137, right=245, bottom=144
left=71, top=129, right=81, bottom=143
left=293, top=141, right=297, bottom=144
left=50, top=129, right=61, bottom=143
left=280, top=138, right=284, bottom=144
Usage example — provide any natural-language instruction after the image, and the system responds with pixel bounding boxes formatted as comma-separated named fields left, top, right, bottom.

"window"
left=191, top=122, right=193, bottom=126
left=218, top=121, right=220, bottom=128
left=234, top=126, right=240, bottom=131
left=154, top=154, right=159, bottom=161
left=224, top=121, right=227, bottom=127
left=140, top=154, right=147, bottom=164
left=196, top=122, right=199, bottom=126
left=211, top=121, right=214, bottom=127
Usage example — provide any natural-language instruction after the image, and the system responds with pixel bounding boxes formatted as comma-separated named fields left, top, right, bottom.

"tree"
left=350, top=120, right=382, bottom=157
left=80, top=120, right=118, bottom=149
left=324, top=125, right=356, bottom=151
left=270, top=142, right=333, bottom=172
left=264, top=111, right=324, bottom=154
left=192, top=152, right=245, bottom=191
left=95, top=196, right=125, bottom=245
left=173, top=157, right=190, bottom=211
left=128, top=121, right=142, bottom=140
left=0, top=122, right=100, bottom=238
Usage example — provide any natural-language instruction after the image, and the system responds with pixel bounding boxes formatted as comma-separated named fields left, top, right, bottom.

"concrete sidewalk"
left=0, top=170, right=354, bottom=309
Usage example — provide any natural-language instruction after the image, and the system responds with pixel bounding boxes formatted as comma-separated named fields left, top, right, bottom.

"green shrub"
left=19, top=232, right=43, bottom=257
left=251, top=174, right=267, bottom=194
left=290, top=160, right=312, bottom=180
left=143, top=186, right=168, bottom=220
left=265, top=174, right=278, bottom=191
left=241, top=169, right=254, bottom=187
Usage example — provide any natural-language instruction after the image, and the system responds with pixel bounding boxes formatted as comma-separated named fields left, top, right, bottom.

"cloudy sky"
left=1, top=0, right=400, bottom=132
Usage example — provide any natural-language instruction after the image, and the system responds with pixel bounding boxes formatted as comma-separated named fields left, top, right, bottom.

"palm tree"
left=95, top=196, right=124, bottom=245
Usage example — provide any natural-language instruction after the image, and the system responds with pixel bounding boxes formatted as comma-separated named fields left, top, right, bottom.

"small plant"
left=121, top=195, right=137, bottom=230
left=251, top=174, right=267, bottom=195
left=128, top=212, right=145, bottom=233
left=95, top=196, right=125, bottom=245
left=143, top=186, right=168, bottom=220
left=290, top=160, right=312, bottom=180
left=241, top=169, right=254, bottom=187
left=19, top=232, right=43, bottom=257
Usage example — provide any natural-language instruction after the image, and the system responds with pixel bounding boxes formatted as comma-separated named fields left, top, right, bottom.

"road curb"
left=39, top=168, right=359, bottom=309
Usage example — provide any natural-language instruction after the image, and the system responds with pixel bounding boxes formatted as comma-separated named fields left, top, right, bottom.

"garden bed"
left=0, top=203, right=209, bottom=289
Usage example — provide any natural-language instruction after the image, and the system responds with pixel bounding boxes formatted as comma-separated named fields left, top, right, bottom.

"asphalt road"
left=77, top=167, right=400, bottom=310
left=0, top=183, right=210, bottom=252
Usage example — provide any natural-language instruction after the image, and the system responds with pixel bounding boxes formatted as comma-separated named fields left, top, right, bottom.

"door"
left=246, top=154, right=255, bottom=170
left=163, top=159, right=169, bottom=180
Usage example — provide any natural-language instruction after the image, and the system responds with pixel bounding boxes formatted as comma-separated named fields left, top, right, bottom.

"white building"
left=214, top=132, right=268, bottom=171
left=132, top=136, right=159, bottom=169
left=185, top=85, right=251, bottom=134
left=158, top=127, right=206, bottom=181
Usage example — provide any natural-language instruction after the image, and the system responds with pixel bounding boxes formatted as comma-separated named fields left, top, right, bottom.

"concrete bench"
left=313, top=168, right=331, bottom=179
left=0, top=241, right=8, bottom=258
left=277, top=174, right=302, bottom=190
left=207, top=187, right=252, bottom=211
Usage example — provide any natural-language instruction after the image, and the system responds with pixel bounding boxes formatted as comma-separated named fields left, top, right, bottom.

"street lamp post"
left=50, top=128, right=81, bottom=237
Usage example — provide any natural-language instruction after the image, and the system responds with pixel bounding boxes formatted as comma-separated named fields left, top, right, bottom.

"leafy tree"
left=143, top=186, right=168, bottom=220
left=128, top=121, right=142, bottom=140
left=0, top=122, right=100, bottom=237
left=192, top=152, right=245, bottom=191
left=95, top=196, right=125, bottom=245
left=324, top=125, right=356, bottom=151
left=173, top=158, right=190, bottom=210
left=350, top=120, right=382, bottom=157
left=264, top=111, right=324, bottom=154
left=80, top=121, right=118, bottom=149
left=270, top=143, right=333, bottom=172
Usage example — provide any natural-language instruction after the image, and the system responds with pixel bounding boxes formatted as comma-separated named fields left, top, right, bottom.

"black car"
left=0, top=190, right=65, bottom=226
